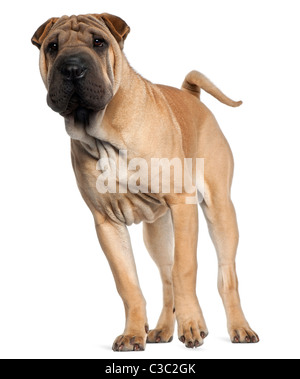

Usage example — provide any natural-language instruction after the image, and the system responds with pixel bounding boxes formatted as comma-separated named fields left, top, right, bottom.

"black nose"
left=61, top=58, right=86, bottom=80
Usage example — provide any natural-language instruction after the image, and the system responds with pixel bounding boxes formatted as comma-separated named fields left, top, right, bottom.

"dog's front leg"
left=94, top=214, right=148, bottom=351
left=170, top=203, right=208, bottom=348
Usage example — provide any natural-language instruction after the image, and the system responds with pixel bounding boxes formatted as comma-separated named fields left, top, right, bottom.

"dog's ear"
left=94, top=13, right=130, bottom=49
left=31, top=17, right=59, bottom=49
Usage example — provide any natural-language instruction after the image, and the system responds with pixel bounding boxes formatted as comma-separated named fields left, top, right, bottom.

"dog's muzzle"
left=60, top=57, right=87, bottom=81
left=47, top=52, right=113, bottom=122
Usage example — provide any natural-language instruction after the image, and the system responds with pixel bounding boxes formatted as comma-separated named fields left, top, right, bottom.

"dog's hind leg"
left=143, top=210, right=176, bottom=343
left=197, top=111, right=259, bottom=343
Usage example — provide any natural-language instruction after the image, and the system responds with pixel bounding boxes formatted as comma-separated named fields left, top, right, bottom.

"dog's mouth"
left=59, top=93, right=103, bottom=126
left=47, top=52, right=114, bottom=123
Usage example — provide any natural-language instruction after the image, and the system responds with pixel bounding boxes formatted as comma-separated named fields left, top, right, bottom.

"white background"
left=0, top=0, right=299, bottom=359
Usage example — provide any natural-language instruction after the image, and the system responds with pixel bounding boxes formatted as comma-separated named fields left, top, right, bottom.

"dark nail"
left=179, top=336, right=185, bottom=343
left=168, top=336, right=173, bottom=343
left=187, top=341, right=194, bottom=348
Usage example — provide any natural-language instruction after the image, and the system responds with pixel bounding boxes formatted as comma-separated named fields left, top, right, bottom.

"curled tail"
left=181, top=70, right=242, bottom=107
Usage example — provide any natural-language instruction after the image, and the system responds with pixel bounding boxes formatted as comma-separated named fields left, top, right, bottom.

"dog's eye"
left=94, top=38, right=105, bottom=48
left=48, top=42, right=58, bottom=52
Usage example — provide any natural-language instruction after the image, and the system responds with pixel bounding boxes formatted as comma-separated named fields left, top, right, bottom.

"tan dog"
left=31, top=13, right=259, bottom=351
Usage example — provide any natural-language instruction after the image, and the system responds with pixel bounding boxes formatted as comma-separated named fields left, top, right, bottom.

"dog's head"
left=32, top=14, right=130, bottom=124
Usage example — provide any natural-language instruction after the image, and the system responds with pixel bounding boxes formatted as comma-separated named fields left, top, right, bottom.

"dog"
left=31, top=13, right=259, bottom=351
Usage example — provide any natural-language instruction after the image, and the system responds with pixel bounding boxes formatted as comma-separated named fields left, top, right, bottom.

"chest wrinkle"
left=74, top=138, right=166, bottom=226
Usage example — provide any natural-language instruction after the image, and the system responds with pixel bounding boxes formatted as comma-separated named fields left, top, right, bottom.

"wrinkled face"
left=32, top=14, right=129, bottom=125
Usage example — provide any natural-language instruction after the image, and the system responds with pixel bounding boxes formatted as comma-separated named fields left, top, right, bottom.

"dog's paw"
left=112, top=334, right=147, bottom=352
left=178, top=319, right=208, bottom=349
left=147, top=327, right=174, bottom=343
left=229, top=326, right=259, bottom=344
